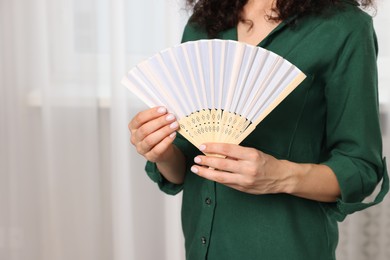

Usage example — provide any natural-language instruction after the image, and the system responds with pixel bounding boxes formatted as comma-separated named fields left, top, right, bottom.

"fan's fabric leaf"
left=122, top=39, right=306, bottom=147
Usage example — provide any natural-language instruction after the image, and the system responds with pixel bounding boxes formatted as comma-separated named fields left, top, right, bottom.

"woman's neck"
left=237, top=0, right=280, bottom=46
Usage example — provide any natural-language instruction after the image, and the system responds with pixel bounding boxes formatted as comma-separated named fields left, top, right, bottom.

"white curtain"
left=0, top=0, right=388, bottom=260
left=0, top=0, right=186, bottom=259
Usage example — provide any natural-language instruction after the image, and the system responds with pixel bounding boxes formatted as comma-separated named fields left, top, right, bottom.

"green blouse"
left=145, top=1, right=389, bottom=259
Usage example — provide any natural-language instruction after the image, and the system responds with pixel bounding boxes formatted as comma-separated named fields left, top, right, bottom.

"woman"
left=129, top=0, right=388, bottom=259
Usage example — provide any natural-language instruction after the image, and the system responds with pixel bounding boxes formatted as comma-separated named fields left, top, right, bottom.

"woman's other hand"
left=129, top=106, right=178, bottom=163
left=191, top=143, right=340, bottom=202
left=129, top=107, right=186, bottom=184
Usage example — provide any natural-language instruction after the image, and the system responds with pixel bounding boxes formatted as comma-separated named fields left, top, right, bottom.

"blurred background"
left=0, top=0, right=389, bottom=259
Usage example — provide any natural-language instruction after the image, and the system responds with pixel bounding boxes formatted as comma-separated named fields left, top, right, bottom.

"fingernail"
left=169, top=132, right=176, bottom=138
left=170, top=121, right=178, bottom=129
left=166, top=114, right=175, bottom=121
left=194, top=157, right=201, bottom=164
left=191, top=166, right=198, bottom=173
left=199, top=144, right=206, bottom=151
left=157, top=107, right=167, bottom=114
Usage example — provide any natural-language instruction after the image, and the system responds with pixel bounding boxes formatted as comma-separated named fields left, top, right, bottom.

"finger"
left=137, top=122, right=179, bottom=154
left=191, top=164, right=261, bottom=194
left=129, top=106, right=168, bottom=130
left=199, top=143, right=259, bottom=160
left=190, top=165, right=242, bottom=185
left=134, top=112, right=178, bottom=143
left=194, top=155, right=240, bottom=173
left=144, top=132, right=177, bottom=162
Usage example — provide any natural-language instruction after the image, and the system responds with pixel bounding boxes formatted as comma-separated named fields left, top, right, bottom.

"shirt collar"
left=221, top=15, right=296, bottom=47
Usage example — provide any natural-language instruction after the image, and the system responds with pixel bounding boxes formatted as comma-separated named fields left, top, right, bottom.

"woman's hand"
left=129, top=106, right=179, bottom=163
left=190, top=143, right=341, bottom=202
left=190, top=143, right=294, bottom=195
left=129, top=107, right=186, bottom=184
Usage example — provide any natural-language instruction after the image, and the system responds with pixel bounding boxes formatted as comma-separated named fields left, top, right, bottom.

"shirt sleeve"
left=144, top=161, right=183, bottom=195
left=321, top=18, right=389, bottom=221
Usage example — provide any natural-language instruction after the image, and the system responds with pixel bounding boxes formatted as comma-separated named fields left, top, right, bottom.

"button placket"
left=199, top=181, right=217, bottom=256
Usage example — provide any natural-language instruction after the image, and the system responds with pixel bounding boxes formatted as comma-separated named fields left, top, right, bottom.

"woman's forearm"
left=282, top=161, right=341, bottom=202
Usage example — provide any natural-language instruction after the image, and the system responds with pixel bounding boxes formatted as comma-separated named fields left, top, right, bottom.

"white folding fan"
left=122, top=39, right=306, bottom=148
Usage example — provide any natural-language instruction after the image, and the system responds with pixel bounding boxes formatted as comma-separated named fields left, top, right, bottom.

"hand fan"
left=122, top=39, right=306, bottom=148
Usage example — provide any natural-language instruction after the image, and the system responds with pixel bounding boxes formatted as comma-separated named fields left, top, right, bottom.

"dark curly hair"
left=186, top=0, right=376, bottom=37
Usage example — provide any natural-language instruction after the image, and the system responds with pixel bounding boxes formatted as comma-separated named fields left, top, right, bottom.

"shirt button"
left=201, top=236, right=207, bottom=245
left=205, top=197, right=212, bottom=205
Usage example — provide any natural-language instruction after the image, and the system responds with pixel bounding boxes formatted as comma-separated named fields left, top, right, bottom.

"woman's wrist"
left=156, top=145, right=186, bottom=184
left=271, top=159, right=303, bottom=195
